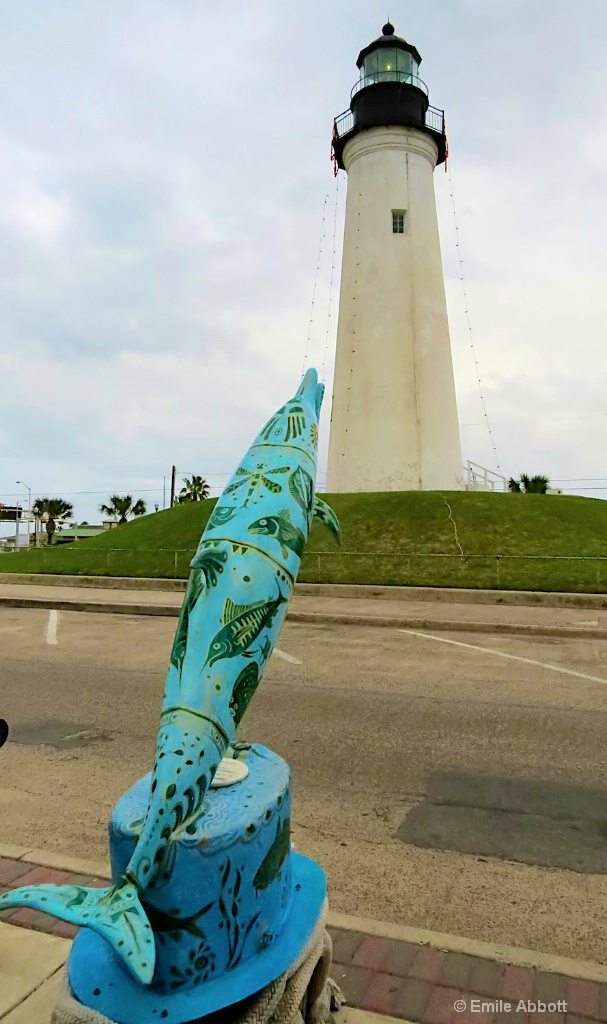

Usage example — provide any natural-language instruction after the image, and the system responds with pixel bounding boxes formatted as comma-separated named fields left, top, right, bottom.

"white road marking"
left=398, top=629, right=607, bottom=686
left=274, top=648, right=303, bottom=665
left=46, top=609, right=59, bottom=646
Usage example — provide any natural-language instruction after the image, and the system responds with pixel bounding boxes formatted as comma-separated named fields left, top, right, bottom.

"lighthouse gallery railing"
left=333, top=102, right=445, bottom=141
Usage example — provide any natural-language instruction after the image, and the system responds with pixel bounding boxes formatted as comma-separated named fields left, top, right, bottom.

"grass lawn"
left=2, top=491, right=607, bottom=592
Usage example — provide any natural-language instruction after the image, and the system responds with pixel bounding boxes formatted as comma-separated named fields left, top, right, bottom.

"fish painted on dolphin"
left=0, top=368, right=339, bottom=986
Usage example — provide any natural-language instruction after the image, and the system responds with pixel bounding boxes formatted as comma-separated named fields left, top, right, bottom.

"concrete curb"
left=287, top=611, right=607, bottom=640
left=0, top=842, right=111, bottom=877
left=2, top=573, right=607, bottom=609
left=0, top=573, right=187, bottom=593
left=2, top=843, right=607, bottom=983
left=1, top=593, right=606, bottom=639
left=329, top=912, right=607, bottom=983
left=0, top=595, right=178, bottom=617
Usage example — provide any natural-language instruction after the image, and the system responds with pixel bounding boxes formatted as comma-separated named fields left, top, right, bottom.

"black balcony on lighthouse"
left=332, top=23, right=447, bottom=169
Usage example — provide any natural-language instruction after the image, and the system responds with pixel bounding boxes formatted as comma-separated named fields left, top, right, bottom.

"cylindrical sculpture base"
left=67, top=745, right=327, bottom=1024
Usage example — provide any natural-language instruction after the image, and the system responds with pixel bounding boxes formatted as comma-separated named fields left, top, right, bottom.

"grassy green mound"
left=2, top=492, right=607, bottom=592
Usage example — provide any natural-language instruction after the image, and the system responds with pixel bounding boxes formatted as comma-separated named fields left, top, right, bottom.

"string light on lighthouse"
left=341, top=193, right=362, bottom=464
left=321, top=172, right=340, bottom=384
left=301, top=193, right=329, bottom=379
left=448, top=160, right=502, bottom=474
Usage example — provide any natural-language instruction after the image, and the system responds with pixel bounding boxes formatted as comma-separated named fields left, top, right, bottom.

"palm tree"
left=177, top=475, right=210, bottom=503
left=99, top=495, right=147, bottom=525
left=32, top=498, right=74, bottom=545
left=508, top=474, right=550, bottom=494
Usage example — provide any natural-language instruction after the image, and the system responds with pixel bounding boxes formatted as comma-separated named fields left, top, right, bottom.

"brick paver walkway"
left=2, top=855, right=606, bottom=1024
left=0, top=855, right=105, bottom=940
left=328, top=928, right=607, bottom=1024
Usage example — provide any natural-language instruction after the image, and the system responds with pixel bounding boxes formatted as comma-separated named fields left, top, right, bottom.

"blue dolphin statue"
left=0, top=369, right=339, bottom=985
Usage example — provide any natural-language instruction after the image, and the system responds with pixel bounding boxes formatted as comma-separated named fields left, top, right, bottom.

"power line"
left=0, top=488, right=165, bottom=498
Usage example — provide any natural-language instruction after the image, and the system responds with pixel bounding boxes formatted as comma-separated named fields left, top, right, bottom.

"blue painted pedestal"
left=68, top=745, right=326, bottom=1024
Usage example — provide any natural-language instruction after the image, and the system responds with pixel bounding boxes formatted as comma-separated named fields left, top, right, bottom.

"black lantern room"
left=332, top=23, right=447, bottom=170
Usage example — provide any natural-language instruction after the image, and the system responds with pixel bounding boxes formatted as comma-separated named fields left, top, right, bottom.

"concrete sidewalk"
left=1, top=580, right=607, bottom=639
left=2, top=849, right=607, bottom=1024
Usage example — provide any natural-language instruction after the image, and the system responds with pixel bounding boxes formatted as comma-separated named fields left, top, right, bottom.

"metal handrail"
left=333, top=101, right=445, bottom=142
left=351, top=71, right=429, bottom=99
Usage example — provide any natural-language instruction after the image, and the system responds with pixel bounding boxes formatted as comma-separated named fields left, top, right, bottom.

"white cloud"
left=1, top=0, right=606, bottom=525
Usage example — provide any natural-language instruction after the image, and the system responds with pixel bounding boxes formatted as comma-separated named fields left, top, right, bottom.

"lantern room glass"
left=362, top=47, right=420, bottom=86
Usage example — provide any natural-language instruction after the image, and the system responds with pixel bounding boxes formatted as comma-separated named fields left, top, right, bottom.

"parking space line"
left=398, top=629, right=607, bottom=686
left=274, top=648, right=303, bottom=665
left=46, top=610, right=59, bottom=646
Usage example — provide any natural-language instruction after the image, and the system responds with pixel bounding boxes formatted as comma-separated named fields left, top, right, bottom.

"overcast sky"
left=1, top=0, right=606, bottom=530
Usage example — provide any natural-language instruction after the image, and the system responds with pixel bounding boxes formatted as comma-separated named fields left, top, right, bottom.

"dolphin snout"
left=296, top=368, right=324, bottom=417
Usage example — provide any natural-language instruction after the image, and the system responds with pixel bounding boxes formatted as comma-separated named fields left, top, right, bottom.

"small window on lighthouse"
left=392, top=210, right=406, bottom=234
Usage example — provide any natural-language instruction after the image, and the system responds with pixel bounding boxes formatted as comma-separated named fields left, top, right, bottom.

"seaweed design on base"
left=218, top=859, right=260, bottom=970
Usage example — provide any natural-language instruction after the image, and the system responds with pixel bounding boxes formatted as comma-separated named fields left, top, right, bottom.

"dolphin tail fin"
left=0, top=880, right=155, bottom=983
left=313, top=497, right=341, bottom=545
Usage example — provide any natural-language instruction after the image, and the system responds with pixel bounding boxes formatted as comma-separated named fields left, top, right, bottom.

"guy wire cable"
left=448, top=155, right=502, bottom=474
left=321, top=172, right=340, bottom=384
left=301, top=192, right=328, bottom=379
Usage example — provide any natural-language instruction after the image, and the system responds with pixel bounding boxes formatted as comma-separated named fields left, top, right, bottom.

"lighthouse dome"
left=356, top=22, right=422, bottom=85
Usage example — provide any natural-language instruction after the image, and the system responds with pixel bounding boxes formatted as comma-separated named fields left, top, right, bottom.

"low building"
left=53, top=525, right=106, bottom=545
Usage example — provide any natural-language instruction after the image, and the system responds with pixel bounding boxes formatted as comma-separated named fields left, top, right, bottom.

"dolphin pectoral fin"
left=313, top=497, right=341, bottom=545
left=0, top=881, right=155, bottom=984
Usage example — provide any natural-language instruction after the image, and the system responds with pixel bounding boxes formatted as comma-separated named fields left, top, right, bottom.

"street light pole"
left=16, top=481, right=31, bottom=545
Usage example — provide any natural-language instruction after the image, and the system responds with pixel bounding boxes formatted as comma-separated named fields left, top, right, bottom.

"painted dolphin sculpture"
left=0, top=368, right=339, bottom=986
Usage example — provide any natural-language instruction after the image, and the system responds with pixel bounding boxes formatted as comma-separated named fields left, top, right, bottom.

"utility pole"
left=170, top=466, right=176, bottom=508
left=16, top=481, right=31, bottom=543
left=162, top=476, right=166, bottom=510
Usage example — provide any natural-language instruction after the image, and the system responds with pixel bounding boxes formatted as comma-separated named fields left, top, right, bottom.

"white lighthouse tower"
left=327, top=24, right=463, bottom=492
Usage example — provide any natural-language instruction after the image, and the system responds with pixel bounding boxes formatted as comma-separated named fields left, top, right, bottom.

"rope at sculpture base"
left=51, top=902, right=344, bottom=1024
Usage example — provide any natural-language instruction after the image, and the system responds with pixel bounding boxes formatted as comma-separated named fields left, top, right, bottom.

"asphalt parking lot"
left=1, top=606, right=607, bottom=963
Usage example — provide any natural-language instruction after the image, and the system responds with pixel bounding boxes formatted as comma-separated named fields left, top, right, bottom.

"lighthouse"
left=327, top=24, right=463, bottom=492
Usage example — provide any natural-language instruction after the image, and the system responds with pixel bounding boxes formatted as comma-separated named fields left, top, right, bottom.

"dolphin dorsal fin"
left=313, top=497, right=341, bottom=545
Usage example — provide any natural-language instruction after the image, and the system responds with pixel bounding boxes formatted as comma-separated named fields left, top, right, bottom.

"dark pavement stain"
left=396, top=771, right=607, bottom=872
left=8, top=719, right=114, bottom=749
